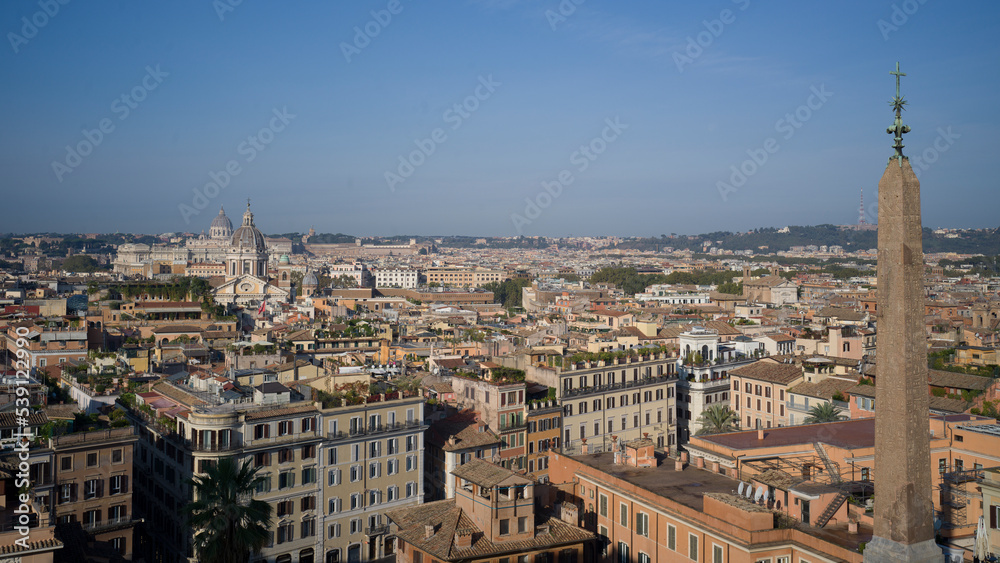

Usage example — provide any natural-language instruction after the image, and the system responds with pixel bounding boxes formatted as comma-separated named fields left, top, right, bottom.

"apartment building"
left=425, top=267, right=506, bottom=288
left=50, top=427, right=138, bottom=559
left=549, top=446, right=866, bottom=563
left=557, top=351, right=678, bottom=453
left=319, top=395, right=425, bottom=563
left=4, top=323, right=88, bottom=369
left=449, top=374, right=527, bottom=471
left=0, top=455, right=63, bottom=562
left=388, top=459, right=594, bottom=563
left=729, top=360, right=804, bottom=429
left=676, top=327, right=756, bottom=442
left=372, top=269, right=419, bottom=289
left=128, top=379, right=323, bottom=563
left=126, top=374, right=425, bottom=563
left=525, top=400, right=561, bottom=483
left=425, top=412, right=501, bottom=501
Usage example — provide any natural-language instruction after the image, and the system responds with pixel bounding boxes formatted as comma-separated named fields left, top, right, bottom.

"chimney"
left=757, top=428, right=765, bottom=440
left=425, top=525, right=435, bottom=539
left=581, top=438, right=588, bottom=454
left=675, top=459, right=684, bottom=471
left=448, top=436, right=457, bottom=447
left=455, top=529, right=473, bottom=548
left=694, top=456, right=705, bottom=469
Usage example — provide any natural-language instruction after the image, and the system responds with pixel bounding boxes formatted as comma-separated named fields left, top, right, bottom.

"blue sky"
left=1, top=0, right=997, bottom=237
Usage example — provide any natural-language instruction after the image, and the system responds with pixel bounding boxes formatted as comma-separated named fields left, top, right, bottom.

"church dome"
left=302, top=271, right=319, bottom=287
left=231, top=203, right=267, bottom=252
left=210, top=207, right=234, bottom=240
left=279, top=254, right=290, bottom=264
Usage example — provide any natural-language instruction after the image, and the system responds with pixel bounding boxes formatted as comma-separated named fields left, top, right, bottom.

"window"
left=278, top=420, right=293, bottom=436
left=369, top=441, right=381, bottom=458
left=668, top=524, right=676, bottom=550
left=277, top=522, right=294, bottom=544
left=500, top=519, right=510, bottom=535
left=278, top=448, right=293, bottom=464
left=369, top=462, right=380, bottom=479
left=861, top=467, right=870, bottom=481
left=328, top=447, right=338, bottom=465
left=599, top=494, right=608, bottom=517
left=86, top=452, right=98, bottom=467
left=109, top=475, right=126, bottom=495
left=328, top=497, right=341, bottom=514
left=277, top=500, right=294, bottom=517
left=689, top=534, right=699, bottom=561
left=350, top=465, right=362, bottom=482
left=254, top=424, right=270, bottom=439
left=255, top=452, right=271, bottom=467
left=406, top=435, right=417, bottom=452
left=939, top=459, right=947, bottom=474
left=619, top=503, right=628, bottom=526
left=406, top=455, right=417, bottom=472
left=85, top=479, right=100, bottom=500
left=387, top=459, right=399, bottom=475
left=83, top=509, right=100, bottom=526
left=387, top=486, right=397, bottom=502
left=302, top=518, right=316, bottom=538
left=638, top=553, right=651, bottom=563
left=303, top=466, right=317, bottom=484
left=255, top=474, right=272, bottom=494
left=618, top=542, right=629, bottom=563
left=328, top=468, right=341, bottom=486
left=713, top=544, right=723, bottom=563
left=635, top=512, right=649, bottom=537
left=279, top=470, right=295, bottom=489
left=303, top=444, right=317, bottom=459
left=405, top=482, right=416, bottom=497
left=518, top=516, right=528, bottom=532
left=302, top=416, right=315, bottom=432
left=112, top=449, right=123, bottom=464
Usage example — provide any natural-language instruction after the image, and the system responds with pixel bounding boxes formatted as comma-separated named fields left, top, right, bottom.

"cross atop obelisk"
left=863, top=64, right=943, bottom=563
left=887, top=62, right=911, bottom=165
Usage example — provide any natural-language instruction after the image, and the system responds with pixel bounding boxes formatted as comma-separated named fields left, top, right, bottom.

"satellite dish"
left=737, top=483, right=745, bottom=495
left=776, top=500, right=782, bottom=509
left=745, top=486, right=754, bottom=499
left=754, top=487, right=764, bottom=502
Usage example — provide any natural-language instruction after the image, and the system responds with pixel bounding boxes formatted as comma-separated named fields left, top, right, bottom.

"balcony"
left=563, top=374, right=675, bottom=399
left=366, top=524, right=389, bottom=536
left=498, top=419, right=527, bottom=433
left=81, top=514, right=138, bottom=533
left=189, top=437, right=243, bottom=452
left=326, top=420, right=427, bottom=442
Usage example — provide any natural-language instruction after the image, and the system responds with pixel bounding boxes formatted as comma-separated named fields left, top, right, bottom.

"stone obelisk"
left=863, top=63, right=942, bottom=563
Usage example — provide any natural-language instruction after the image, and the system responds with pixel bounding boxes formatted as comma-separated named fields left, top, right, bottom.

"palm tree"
left=184, top=457, right=273, bottom=563
left=695, top=404, right=739, bottom=435
left=804, top=402, right=846, bottom=424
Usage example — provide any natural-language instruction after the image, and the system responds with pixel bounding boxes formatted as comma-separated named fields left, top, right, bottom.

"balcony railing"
left=189, top=438, right=243, bottom=452
left=81, top=515, right=137, bottom=532
left=563, top=374, right=676, bottom=399
left=498, top=420, right=527, bottom=432
left=327, top=420, right=427, bottom=442
left=366, top=524, right=389, bottom=536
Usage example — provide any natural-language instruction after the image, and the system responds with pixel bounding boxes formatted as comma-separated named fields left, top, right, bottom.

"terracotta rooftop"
left=698, top=419, right=878, bottom=452
left=730, top=361, right=803, bottom=385
left=787, top=378, right=857, bottom=401
left=427, top=412, right=501, bottom=452
left=451, top=458, right=528, bottom=488
left=387, top=499, right=594, bottom=562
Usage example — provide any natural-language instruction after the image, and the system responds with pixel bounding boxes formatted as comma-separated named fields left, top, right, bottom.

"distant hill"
left=612, top=225, right=1000, bottom=255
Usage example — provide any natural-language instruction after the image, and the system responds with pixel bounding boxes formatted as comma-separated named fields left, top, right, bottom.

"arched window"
left=282, top=272, right=288, bottom=280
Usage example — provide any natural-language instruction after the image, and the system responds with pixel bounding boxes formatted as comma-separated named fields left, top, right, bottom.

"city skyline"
left=2, top=1, right=998, bottom=236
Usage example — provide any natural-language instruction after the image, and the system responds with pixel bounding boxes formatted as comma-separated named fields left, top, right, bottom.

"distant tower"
left=858, top=189, right=867, bottom=228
